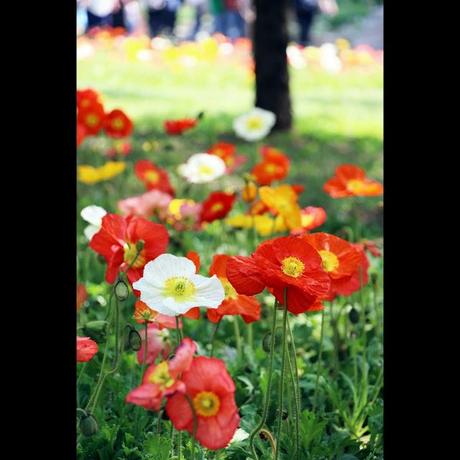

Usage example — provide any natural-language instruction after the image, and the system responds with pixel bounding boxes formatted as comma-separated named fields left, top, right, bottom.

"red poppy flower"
left=103, top=109, right=133, bottom=138
left=134, top=160, right=175, bottom=196
left=166, top=356, right=240, bottom=450
left=328, top=243, right=370, bottom=297
left=324, top=164, right=383, bottom=198
left=302, top=232, right=363, bottom=300
left=77, top=283, right=88, bottom=311
left=77, top=101, right=105, bottom=135
left=77, top=88, right=101, bottom=110
left=77, top=123, right=87, bottom=147
left=200, top=192, right=236, bottom=224
left=226, top=236, right=330, bottom=315
left=207, top=255, right=260, bottom=324
left=89, top=213, right=169, bottom=285
left=208, top=142, right=247, bottom=173
left=77, top=337, right=98, bottom=362
left=164, top=118, right=197, bottom=135
left=251, top=146, right=290, bottom=186
left=126, top=338, right=196, bottom=411
left=291, top=206, right=327, bottom=234
left=137, top=323, right=171, bottom=365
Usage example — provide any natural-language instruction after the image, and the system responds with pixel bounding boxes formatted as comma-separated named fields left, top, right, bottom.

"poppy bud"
left=115, top=279, right=129, bottom=301
left=135, top=240, right=145, bottom=252
left=128, top=329, right=142, bottom=351
left=371, top=273, right=378, bottom=287
left=281, top=409, right=289, bottom=420
left=83, top=320, right=108, bottom=341
left=196, top=111, right=205, bottom=120
left=262, top=332, right=272, bottom=352
left=80, top=414, right=98, bottom=437
left=242, top=182, right=257, bottom=203
left=349, top=308, right=360, bottom=324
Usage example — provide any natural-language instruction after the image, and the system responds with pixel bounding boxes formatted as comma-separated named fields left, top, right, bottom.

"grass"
left=77, top=45, right=383, bottom=460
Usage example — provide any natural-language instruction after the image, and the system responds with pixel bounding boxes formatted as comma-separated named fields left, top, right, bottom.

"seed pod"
left=349, top=308, right=360, bottom=324
left=196, top=111, right=205, bottom=120
left=83, top=320, right=108, bottom=341
left=262, top=332, right=273, bottom=352
left=80, top=414, right=98, bottom=437
left=115, top=279, right=129, bottom=301
left=135, top=239, right=145, bottom=252
left=128, top=329, right=142, bottom=351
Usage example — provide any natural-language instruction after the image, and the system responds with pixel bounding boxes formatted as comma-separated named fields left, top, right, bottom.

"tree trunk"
left=253, top=0, right=292, bottom=131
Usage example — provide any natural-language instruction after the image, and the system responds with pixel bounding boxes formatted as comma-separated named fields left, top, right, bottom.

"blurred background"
left=77, top=0, right=383, bottom=237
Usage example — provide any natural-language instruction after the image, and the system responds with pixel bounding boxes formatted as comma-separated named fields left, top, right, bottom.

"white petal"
left=84, top=224, right=100, bottom=241
left=192, top=274, right=225, bottom=309
left=142, top=254, right=197, bottom=285
left=81, top=205, right=107, bottom=226
left=162, top=296, right=198, bottom=315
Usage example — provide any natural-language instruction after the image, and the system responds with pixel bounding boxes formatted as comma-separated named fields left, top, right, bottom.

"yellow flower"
left=259, top=185, right=302, bottom=230
left=78, top=162, right=126, bottom=184
left=226, top=214, right=253, bottom=229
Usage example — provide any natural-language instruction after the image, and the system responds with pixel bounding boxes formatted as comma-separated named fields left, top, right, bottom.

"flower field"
left=77, top=34, right=383, bottom=460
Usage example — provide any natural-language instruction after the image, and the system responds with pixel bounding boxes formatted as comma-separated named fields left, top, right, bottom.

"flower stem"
left=175, top=316, right=182, bottom=347
left=233, top=316, right=242, bottom=359
left=247, top=322, right=254, bottom=351
left=287, top=320, right=300, bottom=460
left=185, top=394, right=198, bottom=460
left=249, top=299, right=278, bottom=460
left=275, top=289, right=289, bottom=460
left=210, top=320, right=221, bottom=357
left=313, top=306, right=326, bottom=413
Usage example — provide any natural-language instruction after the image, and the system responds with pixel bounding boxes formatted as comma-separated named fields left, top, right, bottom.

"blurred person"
left=187, top=0, right=208, bottom=39
left=145, top=0, right=182, bottom=37
left=224, top=0, right=245, bottom=39
left=83, top=0, right=125, bottom=31
left=124, top=0, right=147, bottom=34
left=294, top=0, right=338, bottom=46
left=210, top=0, right=226, bottom=35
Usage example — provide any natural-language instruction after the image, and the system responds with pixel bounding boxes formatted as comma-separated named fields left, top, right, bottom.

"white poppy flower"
left=178, top=153, right=226, bottom=184
left=132, top=254, right=225, bottom=316
left=233, top=107, right=276, bottom=142
left=81, top=205, right=107, bottom=241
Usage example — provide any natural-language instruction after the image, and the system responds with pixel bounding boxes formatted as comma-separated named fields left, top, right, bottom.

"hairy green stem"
left=249, top=299, right=278, bottom=460
left=275, top=289, right=289, bottom=460
left=313, top=306, right=326, bottom=412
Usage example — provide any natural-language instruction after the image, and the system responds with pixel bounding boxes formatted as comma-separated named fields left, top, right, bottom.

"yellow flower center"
left=319, top=250, right=339, bottom=272
left=222, top=278, right=238, bottom=300
left=301, top=214, right=314, bottom=227
left=193, top=391, right=221, bottom=417
left=211, top=202, right=224, bottom=213
left=246, top=116, right=263, bottom=131
left=123, top=243, right=146, bottom=268
left=264, top=163, right=277, bottom=174
left=112, top=117, right=124, bottom=130
left=86, top=114, right=99, bottom=127
left=163, top=277, right=196, bottom=302
left=281, top=257, right=305, bottom=278
left=148, top=361, right=174, bottom=389
left=198, top=165, right=215, bottom=176
left=145, top=170, right=160, bottom=184
left=346, top=179, right=365, bottom=194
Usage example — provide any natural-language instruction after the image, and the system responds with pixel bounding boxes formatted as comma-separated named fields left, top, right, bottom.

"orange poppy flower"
left=200, top=191, right=236, bottom=224
left=103, top=109, right=133, bottom=138
left=166, top=356, right=240, bottom=450
left=134, top=160, right=175, bottom=196
left=302, top=232, right=364, bottom=300
left=77, top=88, right=101, bottom=110
left=133, top=300, right=180, bottom=329
left=226, top=236, right=330, bottom=314
left=164, top=118, right=197, bottom=135
left=208, top=142, right=247, bottom=173
left=251, top=146, right=290, bottom=185
left=291, top=206, right=327, bottom=234
left=207, top=254, right=261, bottom=324
left=324, top=164, right=383, bottom=198
left=77, top=101, right=105, bottom=135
